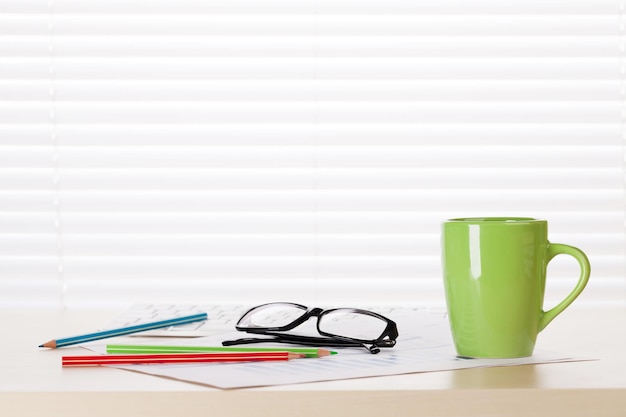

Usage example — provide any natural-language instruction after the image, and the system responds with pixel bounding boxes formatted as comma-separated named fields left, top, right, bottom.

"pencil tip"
left=38, top=344, right=43, bottom=348
left=317, top=348, right=337, bottom=357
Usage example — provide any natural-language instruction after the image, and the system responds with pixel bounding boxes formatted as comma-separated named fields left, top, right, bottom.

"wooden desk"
left=2, top=306, right=625, bottom=417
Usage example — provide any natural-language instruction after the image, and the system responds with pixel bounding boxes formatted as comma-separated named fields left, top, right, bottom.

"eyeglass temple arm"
left=222, top=334, right=370, bottom=348
left=222, top=336, right=279, bottom=346
left=222, top=336, right=381, bottom=354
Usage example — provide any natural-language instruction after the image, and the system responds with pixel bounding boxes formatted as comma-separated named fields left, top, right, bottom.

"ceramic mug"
left=441, top=217, right=590, bottom=358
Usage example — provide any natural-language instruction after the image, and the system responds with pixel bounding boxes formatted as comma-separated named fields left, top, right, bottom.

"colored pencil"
left=62, top=351, right=303, bottom=367
left=106, top=344, right=337, bottom=358
left=39, top=312, right=208, bottom=349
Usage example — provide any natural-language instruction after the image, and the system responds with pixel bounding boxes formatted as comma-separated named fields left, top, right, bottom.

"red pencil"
left=62, top=351, right=304, bottom=367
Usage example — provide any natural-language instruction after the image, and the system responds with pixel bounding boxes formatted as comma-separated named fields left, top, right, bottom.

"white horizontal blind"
left=1, top=0, right=624, bottom=309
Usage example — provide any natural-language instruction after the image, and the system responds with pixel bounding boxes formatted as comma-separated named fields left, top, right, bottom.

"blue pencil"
left=38, top=312, right=208, bottom=348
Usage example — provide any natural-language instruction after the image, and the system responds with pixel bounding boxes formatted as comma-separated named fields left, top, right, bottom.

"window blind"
left=1, top=0, right=624, bottom=309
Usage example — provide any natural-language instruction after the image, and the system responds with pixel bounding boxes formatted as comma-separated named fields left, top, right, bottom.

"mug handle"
left=538, top=243, right=591, bottom=332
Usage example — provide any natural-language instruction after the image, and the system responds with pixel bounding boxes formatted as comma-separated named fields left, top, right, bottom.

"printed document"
left=85, top=309, right=586, bottom=389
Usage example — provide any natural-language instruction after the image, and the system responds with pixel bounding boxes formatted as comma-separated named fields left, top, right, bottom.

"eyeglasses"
left=221, top=302, right=398, bottom=354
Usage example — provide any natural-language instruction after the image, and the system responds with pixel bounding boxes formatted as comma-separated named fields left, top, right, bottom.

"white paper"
left=85, top=309, right=587, bottom=389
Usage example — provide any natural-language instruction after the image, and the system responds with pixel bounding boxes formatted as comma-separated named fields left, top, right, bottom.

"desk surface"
left=2, top=306, right=625, bottom=417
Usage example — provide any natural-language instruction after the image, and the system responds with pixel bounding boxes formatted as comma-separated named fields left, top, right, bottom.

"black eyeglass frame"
left=222, top=302, right=399, bottom=354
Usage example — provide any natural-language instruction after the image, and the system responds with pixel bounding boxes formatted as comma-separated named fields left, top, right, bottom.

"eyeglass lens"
left=318, top=310, right=388, bottom=341
left=238, top=303, right=306, bottom=328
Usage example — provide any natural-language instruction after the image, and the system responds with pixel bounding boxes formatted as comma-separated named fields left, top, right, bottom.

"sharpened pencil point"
left=316, top=349, right=337, bottom=357
left=39, top=340, right=57, bottom=349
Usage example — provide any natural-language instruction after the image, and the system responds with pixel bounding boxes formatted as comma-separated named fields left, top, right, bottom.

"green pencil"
left=106, top=344, right=337, bottom=358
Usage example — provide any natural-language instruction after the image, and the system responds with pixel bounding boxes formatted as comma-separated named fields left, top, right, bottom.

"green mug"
left=441, top=217, right=590, bottom=358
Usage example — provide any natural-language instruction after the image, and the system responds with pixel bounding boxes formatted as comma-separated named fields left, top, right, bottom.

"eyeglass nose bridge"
left=307, top=307, right=324, bottom=317
left=305, top=307, right=326, bottom=332
left=273, top=306, right=325, bottom=332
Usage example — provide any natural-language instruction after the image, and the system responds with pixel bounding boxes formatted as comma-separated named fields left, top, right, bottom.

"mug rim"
left=446, top=217, right=544, bottom=223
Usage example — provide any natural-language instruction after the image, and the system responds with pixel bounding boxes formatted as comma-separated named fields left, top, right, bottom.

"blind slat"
left=2, top=234, right=623, bottom=257
left=0, top=146, right=622, bottom=168
left=0, top=58, right=620, bottom=80
left=1, top=256, right=622, bottom=284
left=2, top=80, right=623, bottom=101
left=1, top=124, right=621, bottom=146
left=1, top=212, right=622, bottom=235
left=1, top=0, right=620, bottom=15
left=0, top=189, right=623, bottom=211
left=1, top=36, right=621, bottom=58
left=2, top=168, right=623, bottom=190
left=0, top=102, right=622, bottom=124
